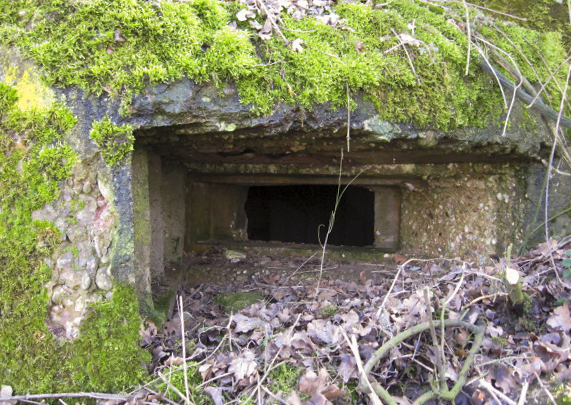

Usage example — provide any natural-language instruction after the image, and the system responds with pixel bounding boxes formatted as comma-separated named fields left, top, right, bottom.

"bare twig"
left=474, top=44, right=508, bottom=108
left=6, top=393, right=130, bottom=402
left=463, top=0, right=471, bottom=76
left=375, top=265, right=403, bottom=320
left=261, top=386, right=289, bottom=405
left=178, top=296, right=191, bottom=405
left=478, top=379, right=515, bottom=405
left=243, top=314, right=302, bottom=405
left=143, top=387, right=181, bottom=405
left=518, top=380, right=529, bottom=405
left=390, top=28, right=421, bottom=85
left=346, top=81, right=351, bottom=152
left=256, top=0, right=288, bottom=43
left=440, top=1, right=527, bottom=20
left=545, top=60, right=571, bottom=285
left=466, top=292, right=508, bottom=307
left=340, top=328, right=384, bottom=405
left=423, top=287, right=445, bottom=390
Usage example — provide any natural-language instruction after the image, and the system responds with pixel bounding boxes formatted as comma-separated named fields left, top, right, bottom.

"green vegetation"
left=320, top=304, right=338, bottom=317
left=89, top=114, right=134, bottom=167
left=155, top=364, right=211, bottom=404
left=268, top=363, right=301, bottom=394
left=0, top=0, right=566, bottom=128
left=214, top=292, right=265, bottom=313
left=471, top=0, right=570, bottom=46
left=0, top=83, right=149, bottom=393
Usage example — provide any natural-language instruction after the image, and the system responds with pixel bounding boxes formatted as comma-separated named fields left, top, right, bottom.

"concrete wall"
left=133, top=148, right=187, bottom=284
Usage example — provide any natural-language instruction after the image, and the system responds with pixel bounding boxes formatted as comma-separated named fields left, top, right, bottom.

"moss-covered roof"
left=0, top=0, right=567, bottom=130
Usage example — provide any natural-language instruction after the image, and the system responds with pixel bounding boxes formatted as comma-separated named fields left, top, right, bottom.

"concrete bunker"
left=131, top=117, right=541, bottom=289
left=132, top=132, right=405, bottom=285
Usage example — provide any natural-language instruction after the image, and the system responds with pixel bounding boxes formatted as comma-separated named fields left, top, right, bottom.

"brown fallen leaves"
left=140, top=239, right=571, bottom=404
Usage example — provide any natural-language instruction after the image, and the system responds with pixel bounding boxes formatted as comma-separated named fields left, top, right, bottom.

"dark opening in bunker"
left=245, top=185, right=375, bottom=246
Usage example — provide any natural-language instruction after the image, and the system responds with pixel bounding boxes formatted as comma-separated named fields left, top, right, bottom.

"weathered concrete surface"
left=2, top=44, right=570, bottom=332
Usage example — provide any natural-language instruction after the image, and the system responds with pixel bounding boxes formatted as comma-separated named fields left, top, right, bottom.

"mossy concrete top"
left=0, top=0, right=567, bottom=153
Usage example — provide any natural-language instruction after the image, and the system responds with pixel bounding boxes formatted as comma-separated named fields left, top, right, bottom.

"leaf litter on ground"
left=129, top=237, right=571, bottom=404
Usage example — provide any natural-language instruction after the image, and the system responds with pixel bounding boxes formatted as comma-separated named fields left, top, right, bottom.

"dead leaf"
left=307, top=320, right=342, bottom=345
left=236, top=8, right=255, bottom=21
left=263, top=273, right=281, bottom=285
left=321, top=384, right=344, bottom=400
left=113, top=29, right=126, bottom=43
left=307, top=392, right=332, bottom=405
left=233, top=313, right=266, bottom=333
left=229, top=349, right=258, bottom=380
left=341, top=310, right=360, bottom=331
left=355, top=40, right=366, bottom=53
left=493, top=364, right=517, bottom=394
left=286, top=391, right=303, bottom=405
left=299, top=368, right=328, bottom=395
left=291, top=38, right=304, bottom=52
left=394, top=254, right=408, bottom=265
left=547, top=301, right=571, bottom=333
left=337, top=353, right=357, bottom=382
left=164, top=356, right=184, bottom=367
left=204, top=387, right=224, bottom=405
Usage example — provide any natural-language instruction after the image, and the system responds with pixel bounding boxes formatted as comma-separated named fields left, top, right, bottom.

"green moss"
left=89, top=114, right=134, bottom=167
left=268, top=363, right=301, bottom=394
left=0, top=84, right=149, bottom=394
left=153, top=364, right=210, bottom=404
left=0, top=0, right=566, bottom=129
left=67, top=283, right=149, bottom=392
left=213, top=292, right=265, bottom=313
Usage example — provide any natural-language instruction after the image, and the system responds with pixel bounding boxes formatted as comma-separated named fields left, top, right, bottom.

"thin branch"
left=375, top=265, right=403, bottom=320
left=533, top=372, right=558, bottom=405
left=346, top=81, right=351, bottom=152
left=474, top=44, right=508, bottom=108
left=544, top=59, right=571, bottom=285
left=178, top=296, right=191, bottom=405
left=463, top=0, right=471, bottom=76
left=518, top=380, right=529, bottom=405
left=390, top=28, right=421, bottom=85
left=6, top=393, right=131, bottom=402
left=341, top=328, right=384, bottom=405
left=436, top=1, right=527, bottom=20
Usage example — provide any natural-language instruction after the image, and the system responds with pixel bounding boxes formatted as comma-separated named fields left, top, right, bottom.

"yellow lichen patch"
left=2, top=64, right=55, bottom=111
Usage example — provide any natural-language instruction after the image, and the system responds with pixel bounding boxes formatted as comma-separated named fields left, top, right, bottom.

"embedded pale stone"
left=66, top=225, right=86, bottom=243
left=80, top=272, right=91, bottom=290
left=95, top=267, right=113, bottom=291
left=59, top=269, right=83, bottom=288
left=223, top=250, right=247, bottom=261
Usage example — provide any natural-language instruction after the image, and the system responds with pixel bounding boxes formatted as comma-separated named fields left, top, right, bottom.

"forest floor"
left=132, top=237, right=571, bottom=405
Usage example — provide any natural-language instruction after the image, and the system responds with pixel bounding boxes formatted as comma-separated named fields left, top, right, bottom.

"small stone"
left=223, top=250, right=247, bottom=260
left=100, top=255, right=110, bottom=264
left=59, top=269, right=83, bottom=288
left=80, top=273, right=91, bottom=290
left=95, top=268, right=113, bottom=291
left=1, top=384, right=16, bottom=405
left=82, top=182, right=92, bottom=194
left=66, top=225, right=86, bottom=243
left=75, top=295, right=87, bottom=312
left=96, top=199, right=106, bottom=208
